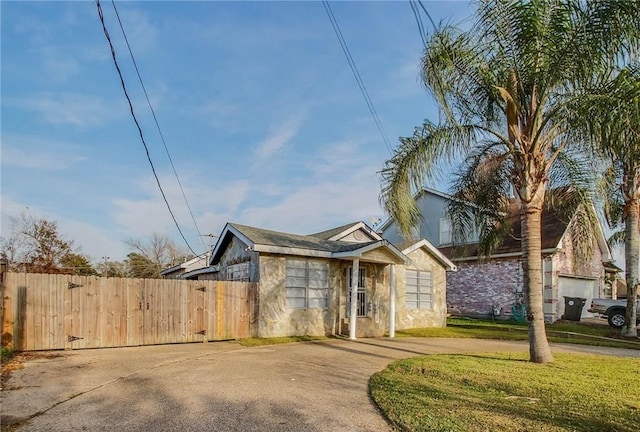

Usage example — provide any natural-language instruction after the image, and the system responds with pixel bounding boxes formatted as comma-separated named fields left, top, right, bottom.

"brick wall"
left=446, top=258, right=522, bottom=318
left=447, top=228, right=606, bottom=322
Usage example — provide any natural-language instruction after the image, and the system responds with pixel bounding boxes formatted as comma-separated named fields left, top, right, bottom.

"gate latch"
left=196, top=286, right=206, bottom=292
left=68, top=282, right=83, bottom=289
left=68, top=335, right=84, bottom=342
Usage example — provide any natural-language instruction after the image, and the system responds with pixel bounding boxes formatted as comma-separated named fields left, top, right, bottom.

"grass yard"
left=370, top=353, right=640, bottom=432
left=238, top=335, right=328, bottom=347
left=396, top=317, right=640, bottom=350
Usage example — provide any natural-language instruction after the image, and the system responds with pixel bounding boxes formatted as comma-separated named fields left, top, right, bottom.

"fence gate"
left=1, top=273, right=257, bottom=351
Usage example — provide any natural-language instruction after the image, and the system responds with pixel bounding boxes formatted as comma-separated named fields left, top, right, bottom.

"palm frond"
left=380, top=121, right=482, bottom=238
left=598, top=165, right=625, bottom=230
left=607, top=229, right=626, bottom=248
left=447, top=142, right=513, bottom=257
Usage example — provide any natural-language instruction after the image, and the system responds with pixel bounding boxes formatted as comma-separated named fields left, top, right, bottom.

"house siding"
left=256, top=255, right=397, bottom=338
left=446, top=231, right=605, bottom=322
left=546, top=228, right=605, bottom=321
left=257, top=255, right=336, bottom=337
left=395, top=248, right=447, bottom=329
left=446, top=258, right=522, bottom=318
left=382, top=191, right=480, bottom=246
left=553, top=228, right=605, bottom=287
left=216, top=237, right=259, bottom=282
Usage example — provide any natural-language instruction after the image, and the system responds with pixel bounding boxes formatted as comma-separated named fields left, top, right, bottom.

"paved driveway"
left=2, top=338, right=638, bottom=431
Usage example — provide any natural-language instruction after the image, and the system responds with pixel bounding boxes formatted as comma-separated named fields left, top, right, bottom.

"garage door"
left=557, top=276, right=597, bottom=319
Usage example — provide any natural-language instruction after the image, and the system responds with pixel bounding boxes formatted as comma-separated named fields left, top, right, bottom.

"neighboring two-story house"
left=380, top=187, right=616, bottom=322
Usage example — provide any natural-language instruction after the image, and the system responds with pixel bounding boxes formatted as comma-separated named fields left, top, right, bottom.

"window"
left=227, top=262, right=250, bottom=281
left=285, top=259, right=329, bottom=308
left=439, top=218, right=452, bottom=245
left=405, top=269, right=433, bottom=310
left=346, top=267, right=367, bottom=317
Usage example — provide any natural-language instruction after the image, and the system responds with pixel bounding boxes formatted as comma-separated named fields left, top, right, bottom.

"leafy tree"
left=125, top=252, right=159, bottom=279
left=0, top=212, right=95, bottom=275
left=380, top=0, right=639, bottom=363
left=125, top=233, right=190, bottom=278
left=579, top=64, right=640, bottom=337
left=59, top=253, right=99, bottom=276
left=100, top=260, right=128, bottom=278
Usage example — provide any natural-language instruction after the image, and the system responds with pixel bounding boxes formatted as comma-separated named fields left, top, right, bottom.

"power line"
left=410, top=0, right=438, bottom=50
left=417, top=0, right=437, bottom=32
left=321, top=0, right=393, bottom=154
left=109, top=1, right=207, bottom=251
left=95, top=0, right=197, bottom=255
left=410, top=0, right=429, bottom=49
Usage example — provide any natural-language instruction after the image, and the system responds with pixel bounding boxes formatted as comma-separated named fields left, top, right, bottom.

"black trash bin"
left=562, top=296, right=586, bottom=321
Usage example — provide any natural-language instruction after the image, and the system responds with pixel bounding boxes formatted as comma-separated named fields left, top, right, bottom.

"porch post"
left=349, top=258, right=359, bottom=340
left=389, top=264, right=396, bottom=338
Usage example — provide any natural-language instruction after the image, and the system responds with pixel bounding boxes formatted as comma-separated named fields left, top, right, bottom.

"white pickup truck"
left=588, top=298, right=640, bottom=328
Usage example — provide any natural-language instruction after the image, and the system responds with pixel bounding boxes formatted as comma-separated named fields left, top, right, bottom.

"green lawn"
left=396, top=317, right=640, bottom=350
left=237, top=335, right=328, bottom=347
left=370, top=353, right=640, bottom=432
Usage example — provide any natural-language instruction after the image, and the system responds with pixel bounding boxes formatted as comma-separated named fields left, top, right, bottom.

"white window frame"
left=439, top=217, right=452, bottom=245
left=405, top=269, right=433, bottom=310
left=347, top=267, right=367, bottom=317
left=285, top=259, right=329, bottom=309
left=226, top=262, right=250, bottom=281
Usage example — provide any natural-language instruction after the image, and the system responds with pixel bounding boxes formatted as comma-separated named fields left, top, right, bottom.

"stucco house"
left=191, top=221, right=456, bottom=338
left=380, top=187, right=617, bottom=322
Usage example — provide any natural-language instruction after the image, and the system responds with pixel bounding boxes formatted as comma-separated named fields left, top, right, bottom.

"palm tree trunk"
left=622, top=198, right=639, bottom=337
left=521, top=202, right=554, bottom=363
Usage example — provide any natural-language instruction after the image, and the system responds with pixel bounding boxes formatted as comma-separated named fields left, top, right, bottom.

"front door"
left=347, top=266, right=367, bottom=317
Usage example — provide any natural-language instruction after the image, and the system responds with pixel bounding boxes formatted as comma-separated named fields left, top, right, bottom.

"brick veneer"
left=446, top=258, right=522, bottom=318
left=446, top=228, right=605, bottom=321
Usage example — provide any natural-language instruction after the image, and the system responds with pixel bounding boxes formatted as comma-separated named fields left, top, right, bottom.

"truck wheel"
left=607, top=309, right=626, bottom=329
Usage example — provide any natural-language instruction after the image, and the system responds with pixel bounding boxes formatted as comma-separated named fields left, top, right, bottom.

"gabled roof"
left=210, top=222, right=407, bottom=265
left=310, top=221, right=382, bottom=242
left=439, top=203, right=611, bottom=261
left=380, top=186, right=612, bottom=262
left=398, top=239, right=457, bottom=272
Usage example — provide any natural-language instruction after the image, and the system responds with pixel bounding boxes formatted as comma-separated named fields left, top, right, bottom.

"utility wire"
left=410, top=0, right=429, bottom=49
left=95, top=0, right=197, bottom=255
left=109, top=0, right=207, bottom=251
left=417, top=0, right=437, bottom=32
left=321, top=0, right=393, bottom=154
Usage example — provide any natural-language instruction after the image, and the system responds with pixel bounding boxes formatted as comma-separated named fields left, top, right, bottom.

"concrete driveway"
left=2, top=338, right=638, bottom=431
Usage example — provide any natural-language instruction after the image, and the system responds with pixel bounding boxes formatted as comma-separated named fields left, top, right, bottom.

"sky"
left=2, top=0, right=479, bottom=263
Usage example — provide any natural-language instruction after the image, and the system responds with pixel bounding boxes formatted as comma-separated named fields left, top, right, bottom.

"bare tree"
left=0, top=211, right=95, bottom=275
left=125, top=233, right=190, bottom=278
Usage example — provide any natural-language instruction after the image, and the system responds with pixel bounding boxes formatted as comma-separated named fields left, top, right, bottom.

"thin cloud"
left=238, top=136, right=384, bottom=233
left=111, top=6, right=158, bottom=53
left=111, top=174, right=250, bottom=242
left=9, top=92, right=114, bottom=128
left=255, top=116, right=303, bottom=159
left=1, top=134, right=87, bottom=170
left=239, top=169, right=382, bottom=234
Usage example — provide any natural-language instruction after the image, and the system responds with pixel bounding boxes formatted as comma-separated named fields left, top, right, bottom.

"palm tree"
left=380, top=0, right=639, bottom=363
left=582, top=65, right=640, bottom=337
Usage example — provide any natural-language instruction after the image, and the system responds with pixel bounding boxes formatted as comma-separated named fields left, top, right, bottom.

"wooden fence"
left=1, top=272, right=258, bottom=351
